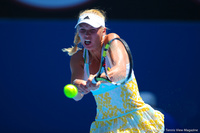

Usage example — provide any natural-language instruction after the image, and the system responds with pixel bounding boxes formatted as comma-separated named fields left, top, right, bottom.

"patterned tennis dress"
left=83, top=48, right=164, bottom=133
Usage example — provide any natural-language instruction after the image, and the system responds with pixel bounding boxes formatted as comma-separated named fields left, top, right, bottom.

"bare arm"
left=70, top=50, right=90, bottom=101
left=86, top=33, right=128, bottom=86
left=103, top=33, right=128, bottom=82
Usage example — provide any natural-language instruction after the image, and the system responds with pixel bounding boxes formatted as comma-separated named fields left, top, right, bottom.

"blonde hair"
left=62, top=9, right=106, bottom=56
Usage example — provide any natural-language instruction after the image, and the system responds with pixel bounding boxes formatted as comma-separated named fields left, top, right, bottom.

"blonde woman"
left=63, top=9, right=164, bottom=133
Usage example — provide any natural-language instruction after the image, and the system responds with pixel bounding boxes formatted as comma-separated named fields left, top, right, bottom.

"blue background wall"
left=0, top=19, right=200, bottom=132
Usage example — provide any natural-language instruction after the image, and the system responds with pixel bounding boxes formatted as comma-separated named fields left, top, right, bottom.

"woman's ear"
left=102, top=27, right=106, bottom=35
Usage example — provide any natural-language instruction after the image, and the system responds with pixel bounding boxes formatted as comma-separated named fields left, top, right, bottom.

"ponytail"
left=62, top=32, right=82, bottom=56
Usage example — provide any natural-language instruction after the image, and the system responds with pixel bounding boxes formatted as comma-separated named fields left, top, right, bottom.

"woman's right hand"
left=73, top=79, right=90, bottom=95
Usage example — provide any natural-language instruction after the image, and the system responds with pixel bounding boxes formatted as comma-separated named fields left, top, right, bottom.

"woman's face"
left=78, top=23, right=106, bottom=51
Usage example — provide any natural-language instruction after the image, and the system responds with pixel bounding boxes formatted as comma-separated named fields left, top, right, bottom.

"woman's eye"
left=90, top=29, right=96, bottom=33
left=79, top=29, right=85, bottom=33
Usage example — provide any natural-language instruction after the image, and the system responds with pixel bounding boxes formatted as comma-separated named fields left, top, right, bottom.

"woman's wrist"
left=72, top=79, right=77, bottom=85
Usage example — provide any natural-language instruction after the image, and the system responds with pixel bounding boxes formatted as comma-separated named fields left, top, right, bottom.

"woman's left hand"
left=86, top=75, right=101, bottom=91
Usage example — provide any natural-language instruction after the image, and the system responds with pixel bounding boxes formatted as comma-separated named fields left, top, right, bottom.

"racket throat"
left=95, top=77, right=112, bottom=83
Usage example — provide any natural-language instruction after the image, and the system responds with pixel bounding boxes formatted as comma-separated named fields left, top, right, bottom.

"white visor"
left=75, top=13, right=105, bottom=28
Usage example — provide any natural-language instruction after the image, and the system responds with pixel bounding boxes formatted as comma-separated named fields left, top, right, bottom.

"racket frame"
left=92, top=38, right=133, bottom=86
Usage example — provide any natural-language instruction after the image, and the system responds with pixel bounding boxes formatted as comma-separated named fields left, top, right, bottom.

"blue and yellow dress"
left=83, top=48, right=164, bottom=133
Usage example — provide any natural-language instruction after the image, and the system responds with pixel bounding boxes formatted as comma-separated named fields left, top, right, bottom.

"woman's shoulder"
left=104, top=33, right=120, bottom=44
left=107, top=33, right=120, bottom=38
left=70, top=49, right=84, bottom=65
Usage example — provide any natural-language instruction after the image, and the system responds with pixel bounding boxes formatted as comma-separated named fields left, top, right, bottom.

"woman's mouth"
left=85, top=40, right=91, bottom=45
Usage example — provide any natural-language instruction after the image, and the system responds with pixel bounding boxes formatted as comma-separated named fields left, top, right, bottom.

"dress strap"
left=83, top=48, right=88, bottom=64
left=83, top=48, right=90, bottom=80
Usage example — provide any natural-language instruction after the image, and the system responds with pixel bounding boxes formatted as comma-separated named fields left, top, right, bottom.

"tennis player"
left=63, top=9, right=165, bottom=133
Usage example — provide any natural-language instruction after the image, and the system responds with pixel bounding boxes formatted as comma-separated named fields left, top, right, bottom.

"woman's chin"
left=84, top=44, right=94, bottom=50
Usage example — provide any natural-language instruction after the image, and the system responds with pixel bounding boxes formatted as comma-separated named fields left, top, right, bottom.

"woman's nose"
left=85, top=30, right=90, bottom=36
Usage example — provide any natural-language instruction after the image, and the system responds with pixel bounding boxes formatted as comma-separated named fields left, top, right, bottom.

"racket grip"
left=92, top=77, right=97, bottom=84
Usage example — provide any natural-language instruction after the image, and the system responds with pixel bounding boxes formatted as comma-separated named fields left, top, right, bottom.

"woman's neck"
left=88, top=46, right=102, bottom=63
left=88, top=35, right=105, bottom=63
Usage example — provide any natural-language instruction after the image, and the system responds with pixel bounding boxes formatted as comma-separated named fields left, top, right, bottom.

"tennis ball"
left=63, top=84, right=78, bottom=98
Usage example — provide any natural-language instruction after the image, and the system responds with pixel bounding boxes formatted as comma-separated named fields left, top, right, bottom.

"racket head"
left=95, top=38, right=133, bottom=85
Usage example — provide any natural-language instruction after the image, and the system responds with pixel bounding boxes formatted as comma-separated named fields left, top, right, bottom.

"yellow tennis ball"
left=63, top=84, right=78, bottom=98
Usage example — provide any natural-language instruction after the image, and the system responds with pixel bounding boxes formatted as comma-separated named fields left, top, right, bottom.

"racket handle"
left=92, top=77, right=97, bottom=84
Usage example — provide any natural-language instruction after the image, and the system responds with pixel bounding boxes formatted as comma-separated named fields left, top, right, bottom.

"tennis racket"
left=92, top=38, right=133, bottom=86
